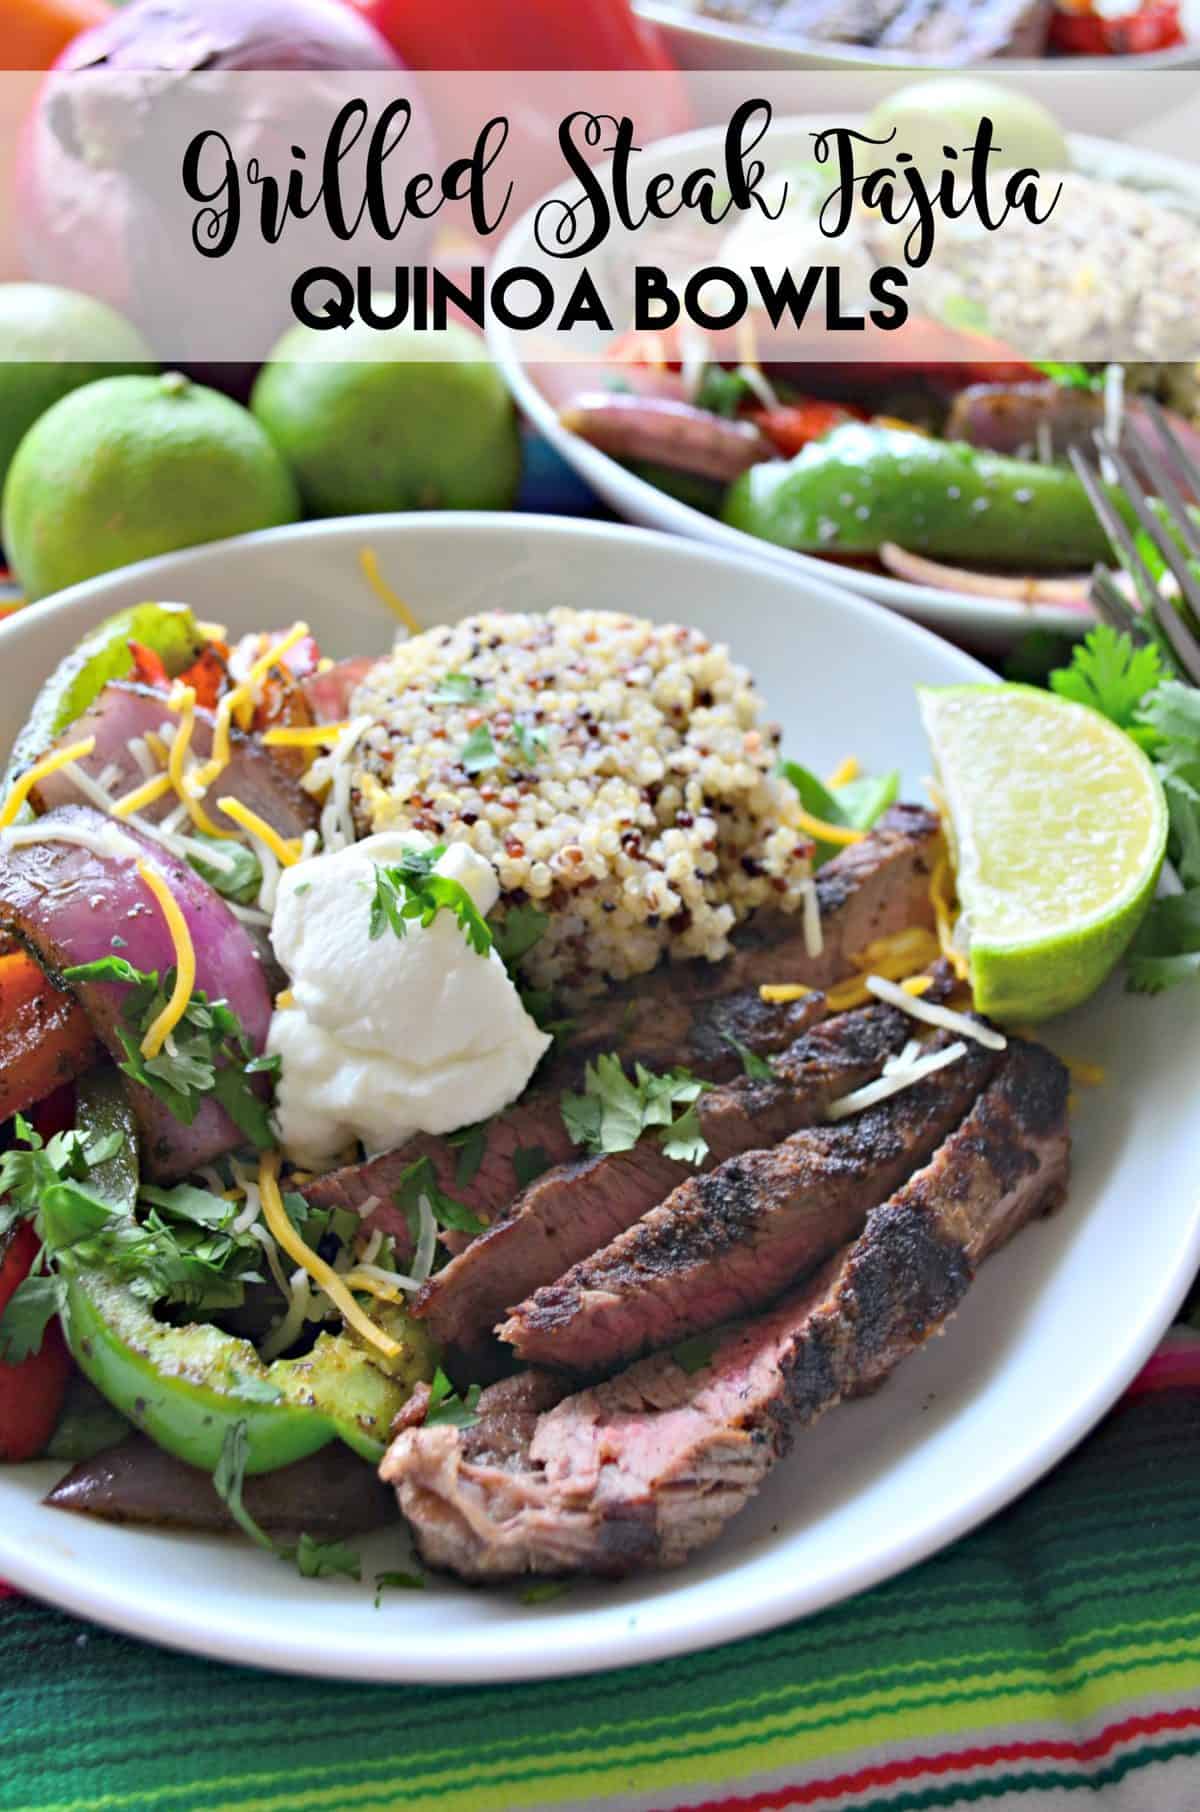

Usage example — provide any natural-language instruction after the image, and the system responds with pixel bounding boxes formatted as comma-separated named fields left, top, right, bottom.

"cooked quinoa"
left=350, top=608, right=814, bottom=996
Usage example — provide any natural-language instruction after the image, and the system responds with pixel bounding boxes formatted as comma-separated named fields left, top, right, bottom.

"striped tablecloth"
left=3, top=1335, right=1200, bottom=1812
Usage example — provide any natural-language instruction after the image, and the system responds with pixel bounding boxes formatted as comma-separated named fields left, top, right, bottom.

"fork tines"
left=1071, top=405, right=1200, bottom=686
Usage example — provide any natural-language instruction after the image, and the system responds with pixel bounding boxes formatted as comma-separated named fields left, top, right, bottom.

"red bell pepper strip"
left=751, top=401, right=865, bottom=457
left=1048, top=0, right=1183, bottom=53
left=126, top=640, right=169, bottom=689
left=0, top=952, right=95, bottom=1127
left=0, top=1221, right=72, bottom=1462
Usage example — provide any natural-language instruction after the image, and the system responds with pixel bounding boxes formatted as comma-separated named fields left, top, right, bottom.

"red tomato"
left=0, top=1222, right=72, bottom=1462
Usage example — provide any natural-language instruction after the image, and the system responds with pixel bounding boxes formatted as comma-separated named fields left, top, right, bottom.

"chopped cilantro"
left=513, top=1145, right=552, bottom=1189
left=561, top=1053, right=710, bottom=1164
left=779, top=761, right=900, bottom=865
left=671, top=1331, right=721, bottom=1375
left=374, top=1569, right=426, bottom=1606
left=1049, top=625, right=1163, bottom=740
left=721, top=1032, right=776, bottom=1081
left=182, top=832, right=263, bottom=907
left=519, top=1581, right=572, bottom=1606
left=294, top=1534, right=361, bottom=1581
left=1033, top=360, right=1101, bottom=391
left=424, top=1367, right=482, bottom=1429
left=696, top=365, right=753, bottom=419
left=213, top=1421, right=275, bottom=1551
left=369, top=848, right=492, bottom=957
left=433, top=672, right=491, bottom=705
left=395, top=1156, right=486, bottom=1237
left=491, top=903, right=550, bottom=968
left=0, top=1274, right=68, bottom=1364
left=62, top=957, right=273, bottom=1146
left=448, top=1121, right=489, bottom=1189
left=507, top=722, right=548, bottom=766
left=459, top=723, right=499, bottom=775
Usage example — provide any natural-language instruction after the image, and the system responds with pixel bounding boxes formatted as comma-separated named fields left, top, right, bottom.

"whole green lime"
left=0, top=284, right=156, bottom=502
left=251, top=321, right=521, bottom=517
left=2, top=373, right=301, bottom=600
left=867, top=78, right=1071, bottom=174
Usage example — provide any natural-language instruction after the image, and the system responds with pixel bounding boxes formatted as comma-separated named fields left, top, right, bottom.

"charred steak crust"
left=382, top=1038, right=1069, bottom=1581
left=417, top=999, right=926, bottom=1351
left=500, top=1029, right=1000, bottom=1372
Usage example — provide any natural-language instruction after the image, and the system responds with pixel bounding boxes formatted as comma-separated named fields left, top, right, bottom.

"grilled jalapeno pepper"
left=64, top=1071, right=435, bottom=1475
left=722, top=422, right=1125, bottom=568
left=4, top=601, right=203, bottom=794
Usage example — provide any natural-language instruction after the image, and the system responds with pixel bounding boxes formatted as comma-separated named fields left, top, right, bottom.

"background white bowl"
left=0, top=514, right=1196, bottom=1682
left=490, top=121, right=1200, bottom=647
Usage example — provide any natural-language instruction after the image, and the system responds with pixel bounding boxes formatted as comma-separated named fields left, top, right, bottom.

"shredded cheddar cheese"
left=824, top=756, right=860, bottom=788
left=930, top=854, right=971, bottom=983
left=0, top=736, right=97, bottom=828
left=759, top=983, right=813, bottom=1004
left=261, top=722, right=352, bottom=749
left=135, top=860, right=197, bottom=1059
left=1063, top=1056, right=1106, bottom=1088
left=825, top=975, right=873, bottom=1012
left=795, top=809, right=866, bottom=848
left=216, top=796, right=303, bottom=868
left=359, top=550, right=420, bottom=636
left=110, top=771, right=175, bottom=819
left=901, top=975, right=934, bottom=997
left=257, top=1152, right=401, bottom=1363
left=165, top=684, right=233, bottom=839
left=275, top=989, right=295, bottom=1011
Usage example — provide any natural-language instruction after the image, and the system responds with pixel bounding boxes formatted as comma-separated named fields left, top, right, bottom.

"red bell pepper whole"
left=0, top=1221, right=72, bottom=1462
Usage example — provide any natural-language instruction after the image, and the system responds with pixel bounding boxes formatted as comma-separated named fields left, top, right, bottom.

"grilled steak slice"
left=302, top=806, right=940, bottom=1237
left=416, top=1000, right=924, bottom=1352
left=383, top=1038, right=1069, bottom=1580
left=500, top=1031, right=999, bottom=1373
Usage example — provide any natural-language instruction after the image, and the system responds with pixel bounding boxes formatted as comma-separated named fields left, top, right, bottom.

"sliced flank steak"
left=301, top=806, right=941, bottom=1242
left=500, top=1030, right=1000, bottom=1374
left=415, top=998, right=932, bottom=1353
left=382, top=1038, right=1070, bottom=1580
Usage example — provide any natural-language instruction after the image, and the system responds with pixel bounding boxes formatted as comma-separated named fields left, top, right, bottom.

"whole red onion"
left=16, top=0, right=434, bottom=388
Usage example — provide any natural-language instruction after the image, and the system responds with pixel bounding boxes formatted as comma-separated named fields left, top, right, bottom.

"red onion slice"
left=878, top=543, right=1093, bottom=608
left=0, top=804, right=273, bottom=1179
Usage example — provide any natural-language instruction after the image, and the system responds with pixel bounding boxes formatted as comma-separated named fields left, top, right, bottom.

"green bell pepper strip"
left=722, top=423, right=1129, bottom=568
left=64, top=1071, right=437, bottom=1475
left=3, top=601, right=203, bottom=797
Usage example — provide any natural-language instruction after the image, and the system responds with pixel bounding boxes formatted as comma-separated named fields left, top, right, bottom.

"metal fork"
left=1068, top=397, right=1200, bottom=685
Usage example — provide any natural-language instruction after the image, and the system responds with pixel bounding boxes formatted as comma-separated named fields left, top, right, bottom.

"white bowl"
left=489, top=121, right=1200, bottom=647
left=0, top=514, right=1197, bottom=1682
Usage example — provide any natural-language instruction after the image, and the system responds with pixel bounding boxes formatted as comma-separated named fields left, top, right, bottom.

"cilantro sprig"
left=395, top=1155, right=487, bottom=1238
left=561, top=1053, right=711, bottom=1165
left=62, top=955, right=273, bottom=1147
left=369, top=846, right=491, bottom=957
left=214, top=1422, right=363, bottom=1580
left=780, top=760, right=900, bottom=866
left=424, top=1367, right=482, bottom=1429
left=1048, top=626, right=1200, bottom=994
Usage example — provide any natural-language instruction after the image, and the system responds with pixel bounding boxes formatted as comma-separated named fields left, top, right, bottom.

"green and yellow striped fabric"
left=3, top=1349, right=1200, bottom=1812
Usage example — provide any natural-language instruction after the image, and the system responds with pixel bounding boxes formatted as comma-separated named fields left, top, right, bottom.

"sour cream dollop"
left=267, top=831, right=551, bottom=1170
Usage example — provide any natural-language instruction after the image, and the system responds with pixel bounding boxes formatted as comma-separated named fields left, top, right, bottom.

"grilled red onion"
left=878, top=542, right=1092, bottom=606
left=559, top=394, right=774, bottom=483
left=0, top=805, right=272, bottom=1179
left=302, top=659, right=377, bottom=724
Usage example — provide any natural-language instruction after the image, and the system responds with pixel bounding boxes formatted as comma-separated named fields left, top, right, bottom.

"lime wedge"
left=918, top=683, right=1168, bottom=1022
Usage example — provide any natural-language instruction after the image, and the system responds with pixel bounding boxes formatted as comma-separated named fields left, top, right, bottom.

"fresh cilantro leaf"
left=63, top=955, right=146, bottom=987
left=696, top=365, right=753, bottom=418
left=519, top=1581, right=572, bottom=1606
left=779, top=760, right=899, bottom=865
left=245, top=1052, right=282, bottom=1077
left=561, top=1054, right=710, bottom=1164
left=1127, top=887, right=1200, bottom=993
left=1050, top=626, right=1164, bottom=734
left=424, top=1367, right=482, bottom=1429
left=659, top=1100, right=708, bottom=1165
left=670, top=1331, right=720, bottom=1375
left=210, top=1064, right=276, bottom=1152
left=432, top=672, right=491, bottom=705
left=213, top=1421, right=275, bottom=1551
left=183, top=833, right=263, bottom=907
left=138, top=1182, right=235, bottom=1230
left=0, top=1274, right=67, bottom=1363
left=395, top=1156, right=486, bottom=1237
left=507, top=722, right=548, bottom=766
left=448, top=1122, right=489, bottom=1189
left=1033, top=360, right=1101, bottom=391
left=721, top=1032, right=776, bottom=1080
left=369, top=853, right=492, bottom=957
left=374, top=1569, right=425, bottom=1605
left=294, top=1534, right=361, bottom=1581
left=459, top=723, right=499, bottom=775
left=491, top=903, right=550, bottom=968
left=513, top=1145, right=552, bottom=1189
left=293, top=881, right=312, bottom=896
left=229, top=1370, right=283, bottom=1405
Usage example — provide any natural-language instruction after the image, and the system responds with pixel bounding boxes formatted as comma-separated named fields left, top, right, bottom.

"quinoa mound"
left=350, top=608, right=814, bottom=996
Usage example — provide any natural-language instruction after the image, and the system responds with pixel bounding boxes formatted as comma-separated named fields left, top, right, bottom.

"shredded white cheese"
left=735, top=361, right=779, bottom=410
left=1, top=819, right=141, bottom=863
left=864, top=975, right=1007, bottom=1050
left=801, top=878, right=822, bottom=960
left=826, top=1040, right=967, bottom=1121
